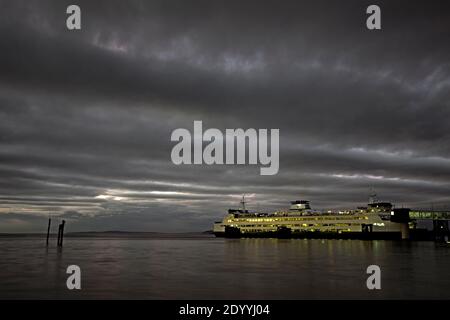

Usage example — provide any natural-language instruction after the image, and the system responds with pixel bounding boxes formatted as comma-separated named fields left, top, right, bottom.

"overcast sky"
left=0, top=0, right=449, bottom=232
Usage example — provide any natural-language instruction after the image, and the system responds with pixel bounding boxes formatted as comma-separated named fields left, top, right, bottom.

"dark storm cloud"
left=0, top=0, right=450, bottom=232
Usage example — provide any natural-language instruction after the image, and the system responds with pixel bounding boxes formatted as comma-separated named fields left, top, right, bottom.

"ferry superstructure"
left=213, top=197, right=411, bottom=240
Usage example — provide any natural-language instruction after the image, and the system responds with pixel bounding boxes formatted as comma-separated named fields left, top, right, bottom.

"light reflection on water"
left=0, top=237, right=449, bottom=299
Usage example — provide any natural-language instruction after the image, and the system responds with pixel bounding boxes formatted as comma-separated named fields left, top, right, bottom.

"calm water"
left=0, top=236, right=449, bottom=299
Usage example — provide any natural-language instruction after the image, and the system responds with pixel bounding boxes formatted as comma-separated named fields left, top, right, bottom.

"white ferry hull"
left=213, top=200, right=411, bottom=240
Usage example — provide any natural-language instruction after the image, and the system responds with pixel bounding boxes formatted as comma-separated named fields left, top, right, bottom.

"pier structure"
left=409, top=210, right=450, bottom=242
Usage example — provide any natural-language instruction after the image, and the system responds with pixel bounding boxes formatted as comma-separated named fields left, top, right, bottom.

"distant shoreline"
left=0, top=231, right=215, bottom=239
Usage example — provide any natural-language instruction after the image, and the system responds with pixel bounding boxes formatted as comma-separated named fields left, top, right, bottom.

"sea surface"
left=0, top=234, right=449, bottom=299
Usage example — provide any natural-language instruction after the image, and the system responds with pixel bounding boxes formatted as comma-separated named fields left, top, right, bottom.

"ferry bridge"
left=409, top=210, right=450, bottom=241
left=409, top=210, right=450, bottom=220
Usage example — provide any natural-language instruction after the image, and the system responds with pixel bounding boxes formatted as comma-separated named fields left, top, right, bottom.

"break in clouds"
left=0, top=0, right=450, bottom=232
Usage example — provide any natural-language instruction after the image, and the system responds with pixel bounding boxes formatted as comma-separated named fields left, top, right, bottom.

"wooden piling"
left=57, top=222, right=61, bottom=245
left=57, top=220, right=66, bottom=247
left=46, top=218, right=51, bottom=246
left=60, top=220, right=65, bottom=246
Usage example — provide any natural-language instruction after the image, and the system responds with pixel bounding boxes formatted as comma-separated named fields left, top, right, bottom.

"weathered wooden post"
left=60, top=220, right=65, bottom=246
left=57, top=220, right=66, bottom=247
left=46, top=218, right=51, bottom=246
left=57, top=221, right=61, bottom=245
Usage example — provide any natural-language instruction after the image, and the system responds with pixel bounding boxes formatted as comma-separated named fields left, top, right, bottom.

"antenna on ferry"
left=369, top=187, right=378, bottom=204
left=240, top=194, right=246, bottom=211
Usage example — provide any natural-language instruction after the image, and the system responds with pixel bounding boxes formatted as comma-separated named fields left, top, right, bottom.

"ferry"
left=213, top=196, right=412, bottom=240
